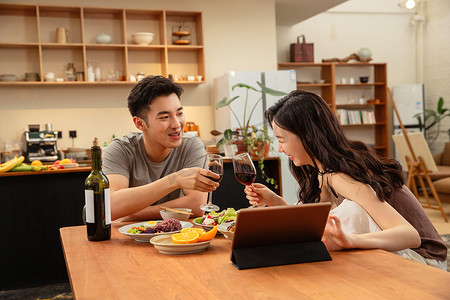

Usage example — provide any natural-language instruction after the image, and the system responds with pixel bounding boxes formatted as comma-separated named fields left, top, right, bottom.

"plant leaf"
left=257, top=81, right=288, bottom=96
left=437, top=97, right=444, bottom=114
left=210, top=130, right=223, bottom=136
left=216, top=96, right=240, bottom=109
left=224, top=129, right=233, bottom=141
left=414, top=115, right=424, bottom=131
left=231, top=83, right=258, bottom=92
left=216, top=138, right=226, bottom=148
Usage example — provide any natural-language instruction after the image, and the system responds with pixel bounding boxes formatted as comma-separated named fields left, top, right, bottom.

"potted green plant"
left=212, top=81, right=286, bottom=188
left=214, top=82, right=286, bottom=147
left=414, top=96, right=450, bottom=145
left=213, top=128, right=237, bottom=157
left=246, top=125, right=271, bottom=159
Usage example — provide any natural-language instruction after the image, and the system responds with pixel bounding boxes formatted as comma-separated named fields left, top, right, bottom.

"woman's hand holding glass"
left=233, top=152, right=266, bottom=208
left=244, top=183, right=284, bottom=207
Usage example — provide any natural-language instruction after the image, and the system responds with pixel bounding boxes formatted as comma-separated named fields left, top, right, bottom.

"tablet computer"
left=231, top=203, right=332, bottom=269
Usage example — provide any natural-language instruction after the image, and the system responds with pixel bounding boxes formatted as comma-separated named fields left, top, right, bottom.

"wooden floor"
left=422, top=199, right=450, bottom=235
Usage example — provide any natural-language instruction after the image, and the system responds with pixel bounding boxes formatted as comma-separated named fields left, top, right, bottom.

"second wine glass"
left=200, top=154, right=223, bottom=212
left=233, top=153, right=261, bottom=207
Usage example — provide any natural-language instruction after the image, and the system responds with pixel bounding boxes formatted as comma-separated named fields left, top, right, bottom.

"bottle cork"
left=92, top=137, right=99, bottom=147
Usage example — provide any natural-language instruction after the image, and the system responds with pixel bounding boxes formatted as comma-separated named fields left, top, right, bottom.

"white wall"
left=0, top=0, right=278, bottom=151
left=423, top=0, right=450, bottom=153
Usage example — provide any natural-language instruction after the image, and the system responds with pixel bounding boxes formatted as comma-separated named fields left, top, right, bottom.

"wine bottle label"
left=85, top=188, right=111, bottom=225
left=105, top=188, right=111, bottom=225
left=85, top=190, right=95, bottom=223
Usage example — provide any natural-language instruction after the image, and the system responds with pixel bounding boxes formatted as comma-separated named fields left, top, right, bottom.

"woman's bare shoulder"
left=326, top=172, right=376, bottom=202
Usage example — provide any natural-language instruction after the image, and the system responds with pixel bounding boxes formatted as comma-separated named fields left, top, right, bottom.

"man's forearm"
left=118, top=192, right=207, bottom=221
left=111, top=174, right=179, bottom=220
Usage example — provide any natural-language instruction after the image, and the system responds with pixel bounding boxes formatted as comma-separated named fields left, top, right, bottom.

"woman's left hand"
left=322, top=215, right=353, bottom=251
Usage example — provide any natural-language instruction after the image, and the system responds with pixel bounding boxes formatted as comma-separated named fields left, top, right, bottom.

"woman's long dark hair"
left=265, top=90, right=404, bottom=203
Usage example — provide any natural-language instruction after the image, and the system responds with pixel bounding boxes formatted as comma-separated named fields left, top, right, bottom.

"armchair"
left=432, top=142, right=450, bottom=203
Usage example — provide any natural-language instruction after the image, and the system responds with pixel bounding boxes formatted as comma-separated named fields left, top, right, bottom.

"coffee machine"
left=24, top=124, right=58, bottom=162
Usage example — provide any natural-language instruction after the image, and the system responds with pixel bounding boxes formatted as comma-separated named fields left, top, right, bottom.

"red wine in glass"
left=207, top=164, right=223, bottom=182
left=233, top=152, right=263, bottom=207
left=235, top=172, right=256, bottom=185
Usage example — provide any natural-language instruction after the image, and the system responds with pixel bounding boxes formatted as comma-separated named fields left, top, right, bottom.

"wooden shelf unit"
left=278, top=62, right=389, bottom=157
left=0, top=4, right=205, bottom=85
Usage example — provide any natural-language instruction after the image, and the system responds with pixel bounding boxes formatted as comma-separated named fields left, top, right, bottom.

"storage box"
left=290, top=35, right=314, bottom=62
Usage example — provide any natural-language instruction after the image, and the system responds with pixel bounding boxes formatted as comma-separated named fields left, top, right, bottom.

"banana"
left=0, top=156, right=25, bottom=173
left=10, top=163, right=34, bottom=172
left=0, top=157, right=19, bottom=173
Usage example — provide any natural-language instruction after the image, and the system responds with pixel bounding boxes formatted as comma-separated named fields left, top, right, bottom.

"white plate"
left=118, top=221, right=192, bottom=243
left=217, top=223, right=235, bottom=240
left=193, top=218, right=214, bottom=231
left=150, top=235, right=211, bottom=254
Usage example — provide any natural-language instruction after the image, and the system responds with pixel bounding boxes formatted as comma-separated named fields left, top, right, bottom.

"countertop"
left=0, top=166, right=91, bottom=177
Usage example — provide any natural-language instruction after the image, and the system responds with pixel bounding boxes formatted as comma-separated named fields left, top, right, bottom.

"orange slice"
left=197, top=226, right=217, bottom=242
left=59, top=158, right=73, bottom=165
left=171, top=231, right=199, bottom=244
left=31, top=160, right=43, bottom=166
left=180, top=228, right=205, bottom=235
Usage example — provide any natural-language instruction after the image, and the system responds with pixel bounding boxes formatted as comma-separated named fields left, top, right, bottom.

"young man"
left=103, top=76, right=219, bottom=221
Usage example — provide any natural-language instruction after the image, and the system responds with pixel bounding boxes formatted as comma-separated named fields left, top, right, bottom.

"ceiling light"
left=405, top=0, right=416, bottom=9
left=398, top=0, right=416, bottom=9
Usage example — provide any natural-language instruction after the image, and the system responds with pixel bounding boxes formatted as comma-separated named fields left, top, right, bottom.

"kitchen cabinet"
left=278, top=62, right=389, bottom=157
left=0, top=167, right=90, bottom=290
left=0, top=4, right=205, bottom=85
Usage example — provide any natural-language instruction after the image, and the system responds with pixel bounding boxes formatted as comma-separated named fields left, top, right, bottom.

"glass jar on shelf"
left=65, top=63, right=76, bottom=81
left=136, top=71, right=145, bottom=81
left=87, top=62, right=95, bottom=82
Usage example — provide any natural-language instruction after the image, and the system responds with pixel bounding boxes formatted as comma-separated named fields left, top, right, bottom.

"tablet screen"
left=231, top=203, right=331, bottom=249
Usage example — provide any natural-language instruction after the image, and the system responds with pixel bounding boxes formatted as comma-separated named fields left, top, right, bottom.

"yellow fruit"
left=197, top=226, right=217, bottom=242
left=0, top=156, right=24, bottom=173
left=171, top=232, right=199, bottom=244
left=31, top=160, right=43, bottom=166
left=59, top=158, right=73, bottom=165
left=180, top=228, right=205, bottom=235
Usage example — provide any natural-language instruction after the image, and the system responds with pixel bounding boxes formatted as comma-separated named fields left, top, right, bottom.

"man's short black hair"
left=127, top=75, right=184, bottom=121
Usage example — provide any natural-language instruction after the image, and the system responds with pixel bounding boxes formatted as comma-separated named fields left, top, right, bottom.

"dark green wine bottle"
left=85, top=137, right=111, bottom=241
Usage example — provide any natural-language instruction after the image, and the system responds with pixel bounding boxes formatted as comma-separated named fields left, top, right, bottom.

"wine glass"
left=232, top=153, right=261, bottom=207
left=200, top=154, right=223, bottom=212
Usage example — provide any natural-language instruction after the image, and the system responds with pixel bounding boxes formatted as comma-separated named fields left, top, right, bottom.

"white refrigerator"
left=392, top=83, right=425, bottom=133
left=213, top=70, right=299, bottom=204
left=391, top=83, right=425, bottom=165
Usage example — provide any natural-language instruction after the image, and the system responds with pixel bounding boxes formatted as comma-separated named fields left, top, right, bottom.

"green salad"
left=195, top=207, right=237, bottom=226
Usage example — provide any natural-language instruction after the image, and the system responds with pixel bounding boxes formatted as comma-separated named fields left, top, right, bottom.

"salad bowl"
left=217, top=222, right=235, bottom=240
left=193, top=208, right=237, bottom=231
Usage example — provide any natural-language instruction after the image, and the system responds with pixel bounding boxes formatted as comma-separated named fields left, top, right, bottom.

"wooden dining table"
left=60, top=222, right=450, bottom=299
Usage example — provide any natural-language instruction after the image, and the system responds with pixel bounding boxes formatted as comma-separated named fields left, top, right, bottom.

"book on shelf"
left=337, top=109, right=376, bottom=125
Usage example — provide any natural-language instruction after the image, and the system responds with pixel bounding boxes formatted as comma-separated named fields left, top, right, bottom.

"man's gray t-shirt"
left=102, top=132, right=205, bottom=205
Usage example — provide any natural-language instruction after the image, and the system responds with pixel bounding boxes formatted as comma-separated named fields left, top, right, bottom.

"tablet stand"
left=231, top=241, right=331, bottom=270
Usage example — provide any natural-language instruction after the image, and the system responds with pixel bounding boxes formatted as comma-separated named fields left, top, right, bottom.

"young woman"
left=245, top=90, right=447, bottom=270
